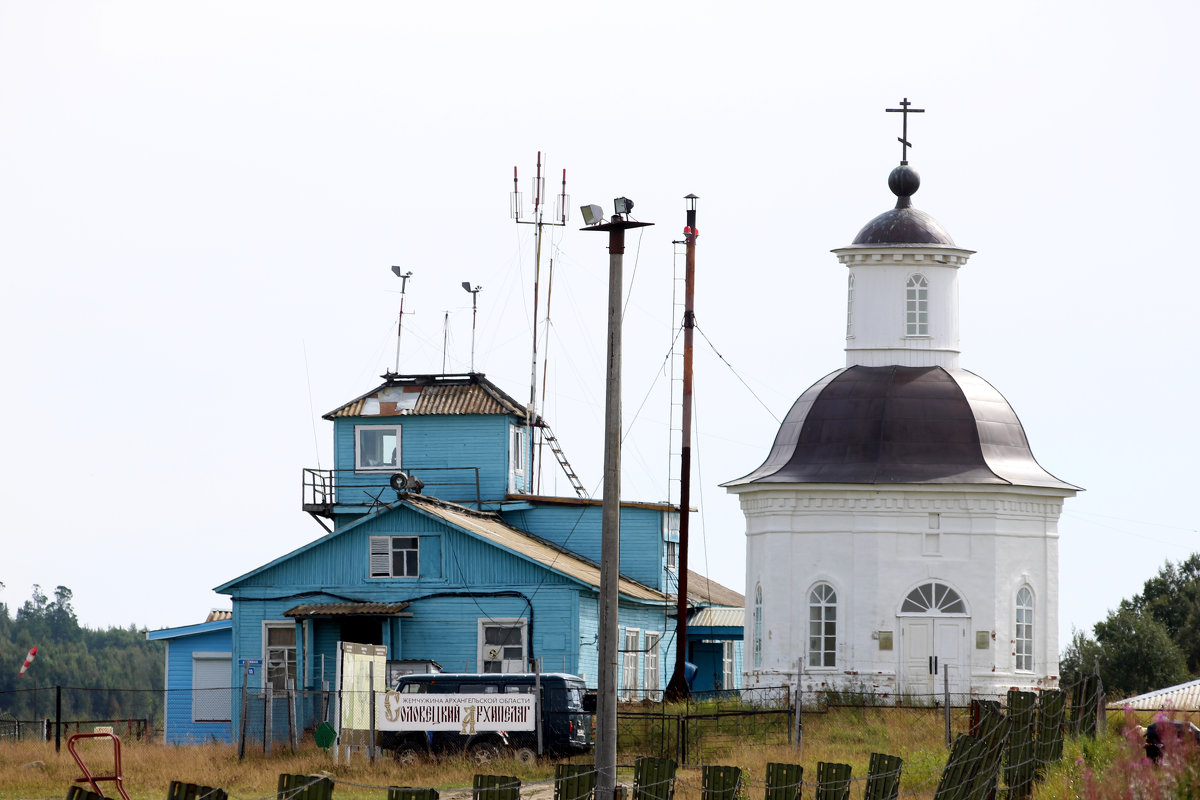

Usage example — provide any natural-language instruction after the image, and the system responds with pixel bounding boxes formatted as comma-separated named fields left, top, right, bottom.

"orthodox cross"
left=886, top=97, right=925, bottom=165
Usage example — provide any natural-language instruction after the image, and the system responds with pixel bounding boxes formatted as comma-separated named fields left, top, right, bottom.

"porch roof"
left=283, top=601, right=412, bottom=618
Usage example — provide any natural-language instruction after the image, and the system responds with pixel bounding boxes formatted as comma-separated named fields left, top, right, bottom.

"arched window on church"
left=753, top=585, right=762, bottom=669
left=906, top=274, right=928, bottom=336
left=846, top=273, right=855, bottom=338
left=1015, top=587, right=1034, bottom=671
left=900, top=581, right=967, bottom=614
left=808, top=583, right=837, bottom=668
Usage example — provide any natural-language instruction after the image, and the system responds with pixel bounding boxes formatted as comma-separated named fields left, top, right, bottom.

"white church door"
left=898, top=581, right=970, bottom=701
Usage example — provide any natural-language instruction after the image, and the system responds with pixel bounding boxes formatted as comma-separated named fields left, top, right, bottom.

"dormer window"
left=906, top=274, right=929, bottom=336
left=356, top=425, right=401, bottom=471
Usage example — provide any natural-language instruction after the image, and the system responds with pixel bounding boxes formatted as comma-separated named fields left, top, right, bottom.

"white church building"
left=725, top=153, right=1078, bottom=701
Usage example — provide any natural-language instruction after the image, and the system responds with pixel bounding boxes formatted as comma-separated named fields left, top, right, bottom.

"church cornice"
left=736, top=490, right=1068, bottom=518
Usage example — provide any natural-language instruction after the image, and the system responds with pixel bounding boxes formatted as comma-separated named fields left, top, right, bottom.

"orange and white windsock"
left=18, top=647, right=36, bottom=677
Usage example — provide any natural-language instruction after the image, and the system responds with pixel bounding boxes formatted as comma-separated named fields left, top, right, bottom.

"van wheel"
left=467, top=740, right=501, bottom=765
left=512, top=746, right=537, bottom=765
left=394, top=743, right=424, bottom=765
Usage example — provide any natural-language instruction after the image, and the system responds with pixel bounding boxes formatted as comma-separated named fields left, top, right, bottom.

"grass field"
left=0, top=707, right=1184, bottom=800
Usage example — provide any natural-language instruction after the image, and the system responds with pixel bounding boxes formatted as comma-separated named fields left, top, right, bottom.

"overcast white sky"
left=2, top=2, right=1197, bottom=652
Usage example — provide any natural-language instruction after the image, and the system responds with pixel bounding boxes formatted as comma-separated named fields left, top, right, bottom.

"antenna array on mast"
left=511, top=152, right=584, bottom=497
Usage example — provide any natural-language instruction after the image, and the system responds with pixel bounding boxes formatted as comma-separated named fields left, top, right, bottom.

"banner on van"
left=377, top=692, right=535, bottom=733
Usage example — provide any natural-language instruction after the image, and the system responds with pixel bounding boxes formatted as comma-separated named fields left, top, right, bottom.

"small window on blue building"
left=370, top=535, right=419, bottom=578
left=356, top=425, right=401, bottom=471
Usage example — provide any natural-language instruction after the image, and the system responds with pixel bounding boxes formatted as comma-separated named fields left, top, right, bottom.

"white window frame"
left=899, top=581, right=969, bottom=616
left=808, top=583, right=837, bottom=669
left=846, top=272, right=855, bottom=338
left=905, top=274, right=929, bottom=337
left=721, top=641, right=735, bottom=690
left=753, top=585, right=763, bottom=669
left=355, top=424, right=402, bottom=472
left=369, top=535, right=419, bottom=578
left=643, top=632, right=661, bottom=701
left=620, top=628, right=640, bottom=700
left=1015, top=587, right=1034, bottom=672
left=192, top=652, right=232, bottom=722
left=665, top=540, right=678, bottom=572
left=478, top=618, right=527, bottom=673
left=263, top=622, right=296, bottom=691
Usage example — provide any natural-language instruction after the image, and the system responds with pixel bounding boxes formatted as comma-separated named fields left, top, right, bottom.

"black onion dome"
left=849, top=164, right=957, bottom=247
left=729, top=366, right=1076, bottom=489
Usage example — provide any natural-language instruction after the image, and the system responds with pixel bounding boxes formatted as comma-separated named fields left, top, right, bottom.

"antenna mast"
left=462, top=282, right=482, bottom=372
left=391, top=267, right=413, bottom=373
left=511, top=152, right=568, bottom=489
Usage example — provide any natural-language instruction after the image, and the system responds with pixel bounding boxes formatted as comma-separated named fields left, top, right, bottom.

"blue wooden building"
left=145, top=613, right=234, bottom=744
left=214, top=372, right=742, bottom=728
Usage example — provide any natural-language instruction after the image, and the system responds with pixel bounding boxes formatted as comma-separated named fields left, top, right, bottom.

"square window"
left=356, top=425, right=401, bottom=471
left=370, top=535, right=419, bottom=578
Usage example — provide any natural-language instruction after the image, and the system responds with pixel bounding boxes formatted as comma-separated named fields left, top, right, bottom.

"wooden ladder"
left=541, top=424, right=588, bottom=499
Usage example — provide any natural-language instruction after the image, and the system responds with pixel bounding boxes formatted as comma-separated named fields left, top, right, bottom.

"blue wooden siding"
left=333, top=415, right=515, bottom=505
left=504, top=505, right=668, bottom=589
left=156, top=627, right=233, bottom=744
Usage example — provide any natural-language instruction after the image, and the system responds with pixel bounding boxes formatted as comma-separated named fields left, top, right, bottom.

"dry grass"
left=5, top=704, right=1123, bottom=800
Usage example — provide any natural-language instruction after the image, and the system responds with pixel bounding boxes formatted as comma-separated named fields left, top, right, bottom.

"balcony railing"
left=302, top=466, right=482, bottom=517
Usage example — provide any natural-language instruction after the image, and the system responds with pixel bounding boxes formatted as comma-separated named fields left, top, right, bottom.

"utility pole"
left=581, top=198, right=652, bottom=800
left=666, top=194, right=698, bottom=701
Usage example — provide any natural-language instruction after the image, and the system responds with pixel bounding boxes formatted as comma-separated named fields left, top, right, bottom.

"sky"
left=2, top=1, right=1197, bottom=654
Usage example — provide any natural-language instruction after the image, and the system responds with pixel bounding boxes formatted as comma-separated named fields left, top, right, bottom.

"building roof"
left=324, top=373, right=530, bottom=421
left=146, top=618, right=233, bottom=641
left=684, top=570, right=745, bottom=608
left=216, top=493, right=668, bottom=605
left=845, top=165, right=959, bottom=248
left=284, top=601, right=411, bottom=618
left=689, top=607, right=743, bottom=628
left=406, top=494, right=667, bottom=603
left=1116, top=678, right=1200, bottom=712
left=727, top=365, right=1078, bottom=490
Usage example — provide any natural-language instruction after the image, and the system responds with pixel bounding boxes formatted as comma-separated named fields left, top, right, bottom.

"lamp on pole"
left=390, top=267, right=413, bottom=374
left=461, top=282, right=482, bottom=372
left=581, top=198, right=652, bottom=800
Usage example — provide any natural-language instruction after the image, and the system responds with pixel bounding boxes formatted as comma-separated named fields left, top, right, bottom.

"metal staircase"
left=541, top=424, right=589, bottom=498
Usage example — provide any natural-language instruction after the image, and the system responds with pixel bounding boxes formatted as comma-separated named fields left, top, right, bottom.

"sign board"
left=376, top=692, right=535, bottom=733
left=237, top=659, right=263, bottom=666
left=337, top=642, right=387, bottom=745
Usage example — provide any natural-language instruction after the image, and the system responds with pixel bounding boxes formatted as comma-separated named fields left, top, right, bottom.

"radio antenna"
left=511, top=152, right=568, bottom=488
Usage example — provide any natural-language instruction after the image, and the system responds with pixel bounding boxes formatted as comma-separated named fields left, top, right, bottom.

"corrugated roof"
left=1116, top=679, right=1200, bottom=712
left=406, top=495, right=666, bottom=603
left=685, top=570, right=745, bottom=608
left=325, top=374, right=529, bottom=420
left=284, top=602, right=411, bottom=618
left=690, top=607, right=743, bottom=628
left=205, top=610, right=232, bottom=622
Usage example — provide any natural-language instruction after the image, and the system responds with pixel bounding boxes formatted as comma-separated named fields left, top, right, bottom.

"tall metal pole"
left=666, top=195, right=698, bottom=700
left=583, top=210, right=652, bottom=800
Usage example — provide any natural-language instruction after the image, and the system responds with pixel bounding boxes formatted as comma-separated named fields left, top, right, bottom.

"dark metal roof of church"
left=727, top=365, right=1078, bottom=490
left=843, top=164, right=965, bottom=249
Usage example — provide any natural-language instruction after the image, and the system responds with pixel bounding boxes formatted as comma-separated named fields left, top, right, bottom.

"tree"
left=1092, top=604, right=1187, bottom=698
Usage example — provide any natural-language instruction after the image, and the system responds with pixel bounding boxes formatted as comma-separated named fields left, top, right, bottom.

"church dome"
left=730, top=365, right=1076, bottom=489
left=848, top=165, right=957, bottom=247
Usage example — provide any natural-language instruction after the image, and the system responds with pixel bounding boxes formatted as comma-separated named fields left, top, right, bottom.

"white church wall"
left=737, top=484, right=1071, bottom=699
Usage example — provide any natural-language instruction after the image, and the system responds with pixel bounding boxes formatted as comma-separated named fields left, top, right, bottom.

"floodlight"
left=581, top=204, right=605, bottom=226
left=614, top=197, right=634, bottom=216
left=462, top=281, right=472, bottom=292
left=391, top=265, right=409, bottom=278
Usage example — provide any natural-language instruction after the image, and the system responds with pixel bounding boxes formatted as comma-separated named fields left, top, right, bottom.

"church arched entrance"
left=897, top=581, right=970, bottom=701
